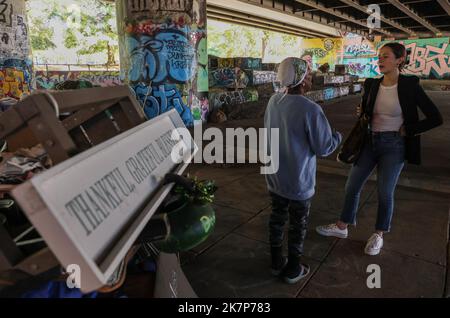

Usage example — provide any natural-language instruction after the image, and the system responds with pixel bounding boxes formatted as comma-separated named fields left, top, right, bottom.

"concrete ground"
left=180, top=90, right=450, bottom=298
left=181, top=164, right=450, bottom=298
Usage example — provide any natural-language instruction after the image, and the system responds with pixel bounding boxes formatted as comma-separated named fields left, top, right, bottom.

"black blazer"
left=362, top=74, right=443, bottom=165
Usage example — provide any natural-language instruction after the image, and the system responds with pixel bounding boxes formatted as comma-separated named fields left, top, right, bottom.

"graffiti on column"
left=132, top=83, right=194, bottom=125
left=122, top=0, right=208, bottom=126
left=0, top=0, right=12, bottom=27
left=127, top=0, right=194, bottom=16
left=0, top=0, right=32, bottom=100
left=128, top=30, right=197, bottom=84
left=196, top=34, right=208, bottom=92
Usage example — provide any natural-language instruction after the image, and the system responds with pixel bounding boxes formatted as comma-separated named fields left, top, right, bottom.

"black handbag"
left=337, top=113, right=370, bottom=164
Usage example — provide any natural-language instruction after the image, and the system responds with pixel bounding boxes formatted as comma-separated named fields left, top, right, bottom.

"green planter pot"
left=155, top=200, right=216, bottom=253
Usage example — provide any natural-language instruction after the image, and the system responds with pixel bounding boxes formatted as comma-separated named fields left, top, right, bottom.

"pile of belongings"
left=0, top=143, right=52, bottom=185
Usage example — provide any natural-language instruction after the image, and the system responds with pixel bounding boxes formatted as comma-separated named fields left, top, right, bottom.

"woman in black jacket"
left=316, top=42, right=443, bottom=255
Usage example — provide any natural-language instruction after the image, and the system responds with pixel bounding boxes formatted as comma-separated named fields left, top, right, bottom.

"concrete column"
left=115, top=0, right=208, bottom=127
left=0, top=0, right=32, bottom=100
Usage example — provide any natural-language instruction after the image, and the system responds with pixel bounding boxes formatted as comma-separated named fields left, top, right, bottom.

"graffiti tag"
left=345, top=44, right=375, bottom=57
left=0, top=0, right=12, bottom=26
left=404, top=42, right=450, bottom=78
left=127, top=0, right=193, bottom=15
left=133, top=83, right=194, bottom=126
left=129, top=30, right=196, bottom=84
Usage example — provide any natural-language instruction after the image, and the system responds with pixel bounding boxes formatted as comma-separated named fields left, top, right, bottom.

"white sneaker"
left=365, top=233, right=383, bottom=256
left=316, top=223, right=348, bottom=239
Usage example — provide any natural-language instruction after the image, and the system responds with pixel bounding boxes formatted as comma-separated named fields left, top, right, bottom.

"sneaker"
left=365, top=233, right=383, bottom=256
left=282, top=255, right=310, bottom=284
left=316, top=223, right=348, bottom=239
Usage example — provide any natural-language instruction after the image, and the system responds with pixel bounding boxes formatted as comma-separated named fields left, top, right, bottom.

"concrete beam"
left=437, top=0, right=450, bottom=15
left=207, top=5, right=329, bottom=38
left=208, top=0, right=341, bottom=37
left=386, top=0, right=442, bottom=35
left=293, top=0, right=393, bottom=37
left=339, top=0, right=415, bottom=36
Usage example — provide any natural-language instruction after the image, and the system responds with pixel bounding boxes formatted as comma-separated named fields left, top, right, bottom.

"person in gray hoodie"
left=265, top=57, right=342, bottom=284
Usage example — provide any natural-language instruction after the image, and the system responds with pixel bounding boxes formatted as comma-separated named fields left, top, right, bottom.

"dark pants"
left=269, top=192, right=311, bottom=257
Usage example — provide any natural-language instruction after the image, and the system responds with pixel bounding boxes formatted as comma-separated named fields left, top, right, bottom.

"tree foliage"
left=208, top=20, right=301, bottom=63
left=27, top=0, right=118, bottom=65
left=29, top=18, right=56, bottom=51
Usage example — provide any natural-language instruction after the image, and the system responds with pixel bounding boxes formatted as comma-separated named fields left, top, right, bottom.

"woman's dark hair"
left=381, top=42, right=408, bottom=71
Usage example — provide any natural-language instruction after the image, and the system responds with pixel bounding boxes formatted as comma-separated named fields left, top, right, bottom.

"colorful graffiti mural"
left=378, top=37, right=450, bottom=79
left=248, top=70, right=277, bottom=86
left=344, top=57, right=380, bottom=78
left=34, top=71, right=122, bottom=89
left=343, top=37, right=377, bottom=58
left=210, top=88, right=258, bottom=110
left=300, top=38, right=343, bottom=70
left=209, top=68, right=249, bottom=89
left=117, top=0, right=208, bottom=126
left=133, top=83, right=194, bottom=125
left=0, top=0, right=32, bottom=100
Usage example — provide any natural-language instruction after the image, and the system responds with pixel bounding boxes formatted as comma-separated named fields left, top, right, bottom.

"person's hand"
left=356, top=104, right=362, bottom=117
left=399, top=125, right=406, bottom=137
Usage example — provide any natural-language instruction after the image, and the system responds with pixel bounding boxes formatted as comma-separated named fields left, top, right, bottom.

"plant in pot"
left=154, top=174, right=217, bottom=253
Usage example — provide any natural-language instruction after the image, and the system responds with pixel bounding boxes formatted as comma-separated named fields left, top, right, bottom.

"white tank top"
left=371, top=83, right=404, bottom=132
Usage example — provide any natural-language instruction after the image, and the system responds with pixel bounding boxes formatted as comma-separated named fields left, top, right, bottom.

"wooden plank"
left=109, top=104, right=134, bottom=132
left=6, top=127, right=39, bottom=152
left=81, top=111, right=120, bottom=145
left=51, top=86, right=134, bottom=113
left=68, top=126, right=92, bottom=154
left=61, top=98, right=122, bottom=131
left=0, top=109, right=26, bottom=139
left=14, top=248, right=59, bottom=276
left=26, top=95, right=77, bottom=164
left=119, top=99, right=146, bottom=127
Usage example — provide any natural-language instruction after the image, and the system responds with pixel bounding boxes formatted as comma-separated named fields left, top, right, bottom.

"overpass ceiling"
left=207, top=0, right=450, bottom=39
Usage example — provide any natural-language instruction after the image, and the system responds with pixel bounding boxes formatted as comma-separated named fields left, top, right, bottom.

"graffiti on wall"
left=235, top=57, right=262, bottom=70
left=300, top=38, right=343, bottom=70
left=377, top=37, right=450, bottom=79
left=210, top=89, right=258, bottom=109
left=34, top=71, right=122, bottom=89
left=343, top=37, right=376, bottom=58
left=344, top=57, right=380, bottom=78
left=250, top=71, right=277, bottom=86
left=209, top=68, right=249, bottom=89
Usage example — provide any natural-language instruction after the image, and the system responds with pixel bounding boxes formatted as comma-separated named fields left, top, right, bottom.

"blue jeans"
left=340, top=132, right=405, bottom=232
